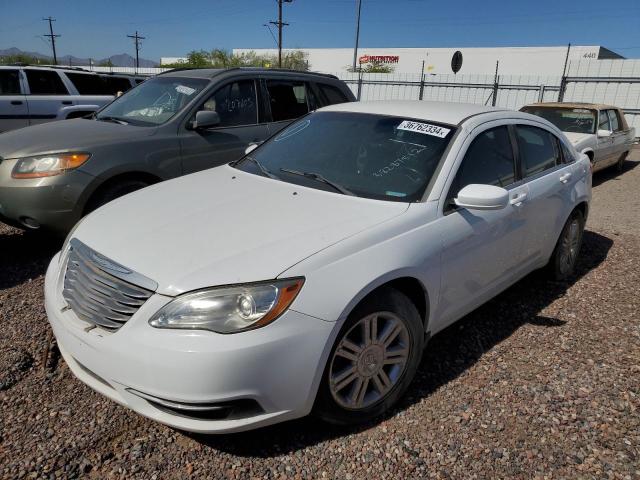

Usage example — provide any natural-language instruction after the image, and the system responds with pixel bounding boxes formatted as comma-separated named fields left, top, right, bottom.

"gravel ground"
left=1, top=149, right=639, bottom=479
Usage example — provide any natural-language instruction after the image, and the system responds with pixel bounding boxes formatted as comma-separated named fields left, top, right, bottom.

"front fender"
left=56, top=105, right=101, bottom=120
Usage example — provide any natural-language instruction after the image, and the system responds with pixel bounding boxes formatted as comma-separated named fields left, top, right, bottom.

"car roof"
left=159, top=67, right=339, bottom=81
left=523, top=102, right=620, bottom=111
left=319, top=100, right=509, bottom=126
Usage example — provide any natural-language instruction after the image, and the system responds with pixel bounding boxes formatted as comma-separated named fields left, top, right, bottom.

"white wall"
left=234, top=46, right=606, bottom=76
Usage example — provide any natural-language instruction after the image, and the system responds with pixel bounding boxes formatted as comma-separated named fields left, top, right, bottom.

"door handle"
left=10, top=100, right=23, bottom=106
left=61, top=101, right=72, bottom=105
left=559, top=172, right=572, bottom=184
left=509, top=192, right=527, bottom=206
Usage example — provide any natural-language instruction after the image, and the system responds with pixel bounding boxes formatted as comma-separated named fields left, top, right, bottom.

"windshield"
left=521, top=106, right=597, bottom=134
left=234, top=111, right=455, bottom=202
left=96, top=76, right=209, bottom=126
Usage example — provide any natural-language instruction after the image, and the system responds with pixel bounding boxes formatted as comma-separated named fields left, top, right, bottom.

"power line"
left=127, top=30, right=146, bottom=72
left=42, top=16, right=60, bottom=65
left=269, top=0, right=293, bottom=67
left=263, top=23, right=279, bottom=47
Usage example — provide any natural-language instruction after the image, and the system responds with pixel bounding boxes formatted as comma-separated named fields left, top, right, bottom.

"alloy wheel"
left=559, top=218, right=581, bottom=275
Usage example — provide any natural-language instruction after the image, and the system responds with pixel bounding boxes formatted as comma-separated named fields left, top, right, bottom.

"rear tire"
left=85, top=180, right=150, bottom=214
left=548, top=210, right=585, bottom=281
left=314, top=288, right=424, bottom=425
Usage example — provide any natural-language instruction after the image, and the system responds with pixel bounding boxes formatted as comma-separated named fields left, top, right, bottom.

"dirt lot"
left=1, top=149, right=639, bottom=479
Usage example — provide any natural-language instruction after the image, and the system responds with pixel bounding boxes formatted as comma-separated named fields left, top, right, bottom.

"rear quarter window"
left=318, top=83, right=350, bottom=106
left=65, top=72, right=110, bottom=95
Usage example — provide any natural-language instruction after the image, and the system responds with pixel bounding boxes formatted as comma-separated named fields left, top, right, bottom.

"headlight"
left=148, top=278, right=304, bottom=334
left=11, top=152, right=91, bottom=179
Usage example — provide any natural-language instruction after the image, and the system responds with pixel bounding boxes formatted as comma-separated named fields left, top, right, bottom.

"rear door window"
left=266, top=80, right=309, bottom=122
left=25, top=69, right=68, bottom=95
left=0, top=70, right=21, bottom=94
left=515, top=125, right=561, bottom=177
left=65, top=72, right=109, bottom=95
left=319, top=83, right=350, bottom=105
left=102, top=76, right=134, bottom=95
left=607, top=109, right=620, bottom=131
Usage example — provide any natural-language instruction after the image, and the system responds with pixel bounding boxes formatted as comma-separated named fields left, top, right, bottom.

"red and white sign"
left=359, top=55, right=400, bottom=64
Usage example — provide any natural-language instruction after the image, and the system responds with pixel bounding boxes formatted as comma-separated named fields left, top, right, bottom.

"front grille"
left=62, top=239, right=156, bottom=331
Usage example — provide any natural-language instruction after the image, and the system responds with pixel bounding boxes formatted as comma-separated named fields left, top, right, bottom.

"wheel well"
left=584, top=150, right=594, bottom=162
left=355, top=277, right=429, bottom=331
left=574, top=201, right=589, bottom=220
left=84, top=171, right=162, bottom=215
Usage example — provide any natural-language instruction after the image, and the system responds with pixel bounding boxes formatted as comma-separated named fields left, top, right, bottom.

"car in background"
left=0, top=66, right=124, bottom=132
left=45, top=101, right=591, bottom=433
left=520, top=102, right=636, bottom=172
left=0, top=67, right=355, bottom=233
left=99, top=72, right=145, bottom=96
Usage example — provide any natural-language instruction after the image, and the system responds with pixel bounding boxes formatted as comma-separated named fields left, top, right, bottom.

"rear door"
left=263, top=78, right=312, bottom=135
left=23, top=69, right=72, bottom=125
left=514, top=124, right=575, bottom=266
left=0, top=69, right=29, bottom=132
left=179, top=78, right=269, bottom=174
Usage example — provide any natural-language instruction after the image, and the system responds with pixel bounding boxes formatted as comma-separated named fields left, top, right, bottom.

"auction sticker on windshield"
left=397, top=120, right=451, bottom=138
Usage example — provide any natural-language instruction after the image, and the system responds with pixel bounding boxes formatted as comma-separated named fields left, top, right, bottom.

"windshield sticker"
left=176, top=85, right=196, bottom=96
left=386, top=191, right=407, bottom=197
left=275, top=119, right=311, bottom=142
left=397, top=120, right=450, bottom=138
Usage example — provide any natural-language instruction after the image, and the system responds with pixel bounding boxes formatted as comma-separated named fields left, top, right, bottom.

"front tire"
left=314, top=288, right=424, bottom=425
left=85, top=179, right=150, bottom=214
left=549, top=210, right=585, bottom=281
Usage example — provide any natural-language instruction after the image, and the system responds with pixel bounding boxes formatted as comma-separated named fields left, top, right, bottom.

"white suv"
left=0, top=66, right=136, bottom=133
left=45, top=101, right=591, bottom=433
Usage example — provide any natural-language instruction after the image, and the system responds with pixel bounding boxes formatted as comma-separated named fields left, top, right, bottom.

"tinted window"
left=197, top=80, right=257, bottom=127
left=516, top=125, right=561, bottom=177
left=25, top=69, right=68, bottom=95
left=607, top=109, right=620, bottom=131
left=450, top=126, right=515, bottom=199
left=66, top=72, right=109, bottom=95
left=0, top=70, right=21, bottom=95
left=561, top=141, right=575, bottom=164
left=101, top=76, right=134, bottom=95
left=266, top=80, right=309, bottom=122
left=521, top=106, right=596, bottom=134
left=598, top=110, right=610, bottom=130
left=236, top=112, right=455, bottom=202
left=319, top=84, right=349, bottom=105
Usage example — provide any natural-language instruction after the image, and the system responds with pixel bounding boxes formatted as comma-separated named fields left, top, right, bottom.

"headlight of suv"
left=148, top=278, right=304, bottom=334
left=11, top=152, right=91, bottom=179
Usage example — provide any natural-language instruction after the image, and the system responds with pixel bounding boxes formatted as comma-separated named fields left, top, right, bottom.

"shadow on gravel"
left=0, top=228, right=62, bottom=289
left=190, top=229, right=613, bottom=457
left=592, top=158, right=639, bottom=188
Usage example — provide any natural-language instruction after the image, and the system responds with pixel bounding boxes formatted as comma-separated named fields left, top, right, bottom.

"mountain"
left=0, top=48, right=158, bottom=67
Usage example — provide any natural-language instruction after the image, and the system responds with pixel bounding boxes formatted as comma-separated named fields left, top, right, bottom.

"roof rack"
left=157, top=66, right=338, bottom=79
left=1, top=63, right=95, bottom=73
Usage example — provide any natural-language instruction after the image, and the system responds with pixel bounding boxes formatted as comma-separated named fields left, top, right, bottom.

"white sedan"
left=44, top=101, right=591, bottom=433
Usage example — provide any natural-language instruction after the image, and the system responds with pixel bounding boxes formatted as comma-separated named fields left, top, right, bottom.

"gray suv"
left=0, top=67, right=355, bottom=233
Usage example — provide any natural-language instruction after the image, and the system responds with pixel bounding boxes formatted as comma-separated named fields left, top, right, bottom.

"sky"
left=1, top=0, right=639, bottom=61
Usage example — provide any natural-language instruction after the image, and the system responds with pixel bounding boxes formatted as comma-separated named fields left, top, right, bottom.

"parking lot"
left=0, top=148, right=638, bottom=479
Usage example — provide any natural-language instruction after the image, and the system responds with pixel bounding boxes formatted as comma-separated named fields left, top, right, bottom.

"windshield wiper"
left=97, top=116, right=129, bottom=125
left=279, top=168, right=354, bottom=196
left=245, top=156, right=278, bottom=179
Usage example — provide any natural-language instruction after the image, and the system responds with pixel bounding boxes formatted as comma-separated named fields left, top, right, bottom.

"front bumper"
left=0, top=158, right=94, bottom=232
left=44, top=252, right=336, bottom=433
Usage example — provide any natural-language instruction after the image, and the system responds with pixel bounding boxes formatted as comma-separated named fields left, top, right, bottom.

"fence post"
left=538, top=84, right=546, bottom=102
left=491, top=61, right=499, bottom=106
left=558, top=76, right=567, bottom=102
left=356, top=69, right=363, bottom=100
left=418, top=60, right=425, bottom=100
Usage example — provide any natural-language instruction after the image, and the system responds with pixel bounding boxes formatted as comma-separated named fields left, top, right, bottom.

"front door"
left=436, top=124, right=527, bottom=328
left=180, top=79, right=269, bottom=174
left=0, top=69, right=29, bottom=132
left=607, top=109, right=629, bottom=165
left=594, top=109, right=616, bottom=168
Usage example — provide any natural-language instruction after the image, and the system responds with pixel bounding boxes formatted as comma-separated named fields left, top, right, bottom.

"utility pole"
left=43, top=17, right=60, bottom=65
left=127, top=30, right=146, bottom=72
left=270, top=0, right=292, bottom=68
left=558, top=43, right=571, bottom=102
left=352, top=0, right=362, bottom=71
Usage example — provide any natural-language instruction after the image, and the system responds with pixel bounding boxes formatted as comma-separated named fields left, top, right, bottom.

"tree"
left=162, top=49, right=309, bottom=71
left=0, top=54, right=50, bottom=65
left=346, top=59, right=395, bottom=74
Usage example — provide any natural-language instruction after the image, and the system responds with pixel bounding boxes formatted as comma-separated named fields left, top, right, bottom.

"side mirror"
left=191, top=110, right=220, bottom=130
left=597, top=129, right=612, bottom=138
left=454, top=184, right=509, bottom=211
left=244, top=143, right=259, bottom=155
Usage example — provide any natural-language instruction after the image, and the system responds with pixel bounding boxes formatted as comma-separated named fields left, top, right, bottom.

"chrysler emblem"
left=89, top=251, right=132, bottom=275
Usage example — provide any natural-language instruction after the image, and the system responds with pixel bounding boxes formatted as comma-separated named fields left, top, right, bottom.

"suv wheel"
left=314, top=288, right=424, bottom=425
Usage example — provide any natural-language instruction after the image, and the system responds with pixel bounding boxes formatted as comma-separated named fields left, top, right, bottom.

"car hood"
left=562, top=132, right=594, bottom=148
left=0, top=119, right=156, bottom=159
left=73, top=165, right=409, bottom=296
